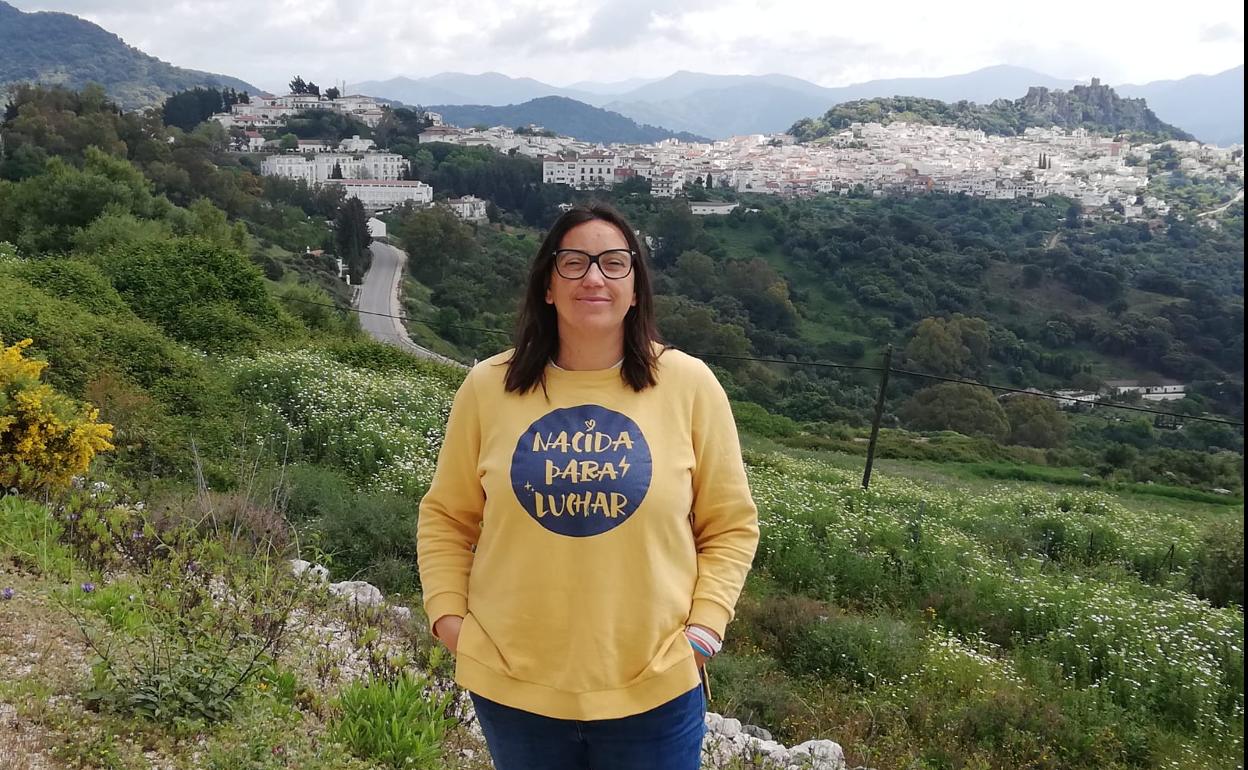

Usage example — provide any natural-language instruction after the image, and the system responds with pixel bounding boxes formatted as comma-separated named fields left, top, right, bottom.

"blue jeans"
left=469, top=685, right=706, bottom=770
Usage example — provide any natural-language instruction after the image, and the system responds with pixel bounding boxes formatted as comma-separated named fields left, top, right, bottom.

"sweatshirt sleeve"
left=686, top=364, right=760, bottom=639
left=417, top=367, right=486, bottom=635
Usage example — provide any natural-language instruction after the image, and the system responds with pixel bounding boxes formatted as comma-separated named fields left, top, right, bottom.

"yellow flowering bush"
left=1, top=337, right=114, bottom=490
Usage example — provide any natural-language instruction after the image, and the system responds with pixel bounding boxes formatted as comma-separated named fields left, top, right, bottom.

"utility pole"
left=862, top=345, right=893, bottom=489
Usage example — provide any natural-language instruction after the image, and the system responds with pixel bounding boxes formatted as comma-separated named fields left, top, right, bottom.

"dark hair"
left=504, top=203, right=662, bottom=394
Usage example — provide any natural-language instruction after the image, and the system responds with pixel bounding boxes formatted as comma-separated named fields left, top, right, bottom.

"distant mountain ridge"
left=1116, top=66, right=1244, bottom=146
left=0, top=0, right=262, bottom=110
left=789, top=82, right=1194, bottom=142
left=353, top=65, right=1243, bottom=144
left=425, top=96, right=708, bottom=144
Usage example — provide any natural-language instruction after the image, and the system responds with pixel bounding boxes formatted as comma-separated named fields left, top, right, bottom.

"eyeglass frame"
left=551, top=248, right=637, bottom=280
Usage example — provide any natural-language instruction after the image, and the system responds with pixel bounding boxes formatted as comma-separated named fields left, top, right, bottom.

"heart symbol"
left=584, top=419, right=596, bottom=431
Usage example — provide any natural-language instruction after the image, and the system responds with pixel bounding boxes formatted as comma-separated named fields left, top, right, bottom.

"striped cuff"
left=687, top=636, right=715, bottom=657
left=685, top=625, right=723, bottom=657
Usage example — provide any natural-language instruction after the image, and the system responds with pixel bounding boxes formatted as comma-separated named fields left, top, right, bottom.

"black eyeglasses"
left=552, top=249, right=636, bottom=280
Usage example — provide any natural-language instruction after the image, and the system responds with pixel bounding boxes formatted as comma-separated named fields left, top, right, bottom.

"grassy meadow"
left=6, top=346, right=1239, bottom=769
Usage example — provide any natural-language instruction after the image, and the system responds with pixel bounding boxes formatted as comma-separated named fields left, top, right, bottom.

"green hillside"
left=0, top=1, right=261, bottom=110
left=790, top=82, right=1194, bottom=142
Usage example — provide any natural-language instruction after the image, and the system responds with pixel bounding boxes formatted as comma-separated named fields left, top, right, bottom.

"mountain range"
left=352, top=65, right=1244, bottom=145
left=1, top=1, right=1240, bottom=146
left=0, top=0, right=261, bottom=110
left=425, top=97, right=708, bottom=144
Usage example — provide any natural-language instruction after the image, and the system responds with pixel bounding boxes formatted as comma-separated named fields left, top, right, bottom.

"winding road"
left=356, top=241, right=464, bottom=368
left=1196, top=188, right=1244, bottom=218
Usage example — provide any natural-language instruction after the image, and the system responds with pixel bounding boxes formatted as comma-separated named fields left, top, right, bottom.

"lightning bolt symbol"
left=618, top=457, right=630, bottom=476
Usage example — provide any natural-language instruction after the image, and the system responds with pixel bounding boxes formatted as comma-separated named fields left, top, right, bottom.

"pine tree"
left=289, top=76, right=307, bottom=95
left=331, top=161, right=344, bottom=179
left=334, top=197, right=372, bottom=282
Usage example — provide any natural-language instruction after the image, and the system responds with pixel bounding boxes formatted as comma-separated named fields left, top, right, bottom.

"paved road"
left=357, top=241, right=464, bottom=368
left=1197, top=188, right=1244, bottom=218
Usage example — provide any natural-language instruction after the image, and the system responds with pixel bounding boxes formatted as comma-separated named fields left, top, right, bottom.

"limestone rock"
left=328, top=580, right=383, bottom=607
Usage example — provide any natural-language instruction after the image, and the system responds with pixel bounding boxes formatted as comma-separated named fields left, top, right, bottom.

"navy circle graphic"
left=511, top=405, right=652, bottom=537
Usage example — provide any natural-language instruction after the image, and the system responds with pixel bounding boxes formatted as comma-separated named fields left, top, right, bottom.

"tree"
left=1065, top=202, right=1082, bottom=228
left=161, top=87, right=225, bottom=132
left=1003, top=396, right=1069, bottom=448
left=325, top=87, right=341, bottom=101
left=330, top=161, right=344, bottom=180
left=289, top=76, right=308, bottom=95
left=279, top=133, right=299, bottom=151
left=334, top=197, right=372, bottom=282
left=655, top=296, right=749, bottom=358
left=671, top=250, right=719, bottom=301
left=905, top=317, right=969, bottom=376
left=306, top=82, right=321, bottom=98
left=899, top=383, right=1010, bottom=440
left=948, top=314, right=990, bottom=367
left=391, top=205, right=477, bottom=285
left=652, top=201, right=701, bottom=265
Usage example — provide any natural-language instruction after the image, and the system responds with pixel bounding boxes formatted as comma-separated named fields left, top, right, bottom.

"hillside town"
left=230, top=91, right=1244, bottom=220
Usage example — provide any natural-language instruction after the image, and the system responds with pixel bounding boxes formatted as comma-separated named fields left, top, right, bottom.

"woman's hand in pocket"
left=433, top=615, right=464, bottom=654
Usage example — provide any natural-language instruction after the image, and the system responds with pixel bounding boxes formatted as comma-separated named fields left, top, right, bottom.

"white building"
left=367, top=217, right=387, bottom=239
left=651, top=171, right=682, bottom=198
left=219, top=93, right=389, bottom=129
left=419, top=126, right=468, bottom=144
left=242, top=130, right=266, bottom=152
left=541, top=151, right=620, bottom=189
left=446, top=195, right=488, bottom=222
left=690, top=201, right=739, bottom=216
left=260, top=153, right=408, bottom=183
left=542, top=154, right=578, bottom=186
left=1103, top=380, right=1188, bottom=401
left=576, top=151, right=619, bottom=189
left=339, top=135, right=376, bottom=153
left=1052, top=390, right=1099, bottom=410
left=329, top=180, right=433, bottom=211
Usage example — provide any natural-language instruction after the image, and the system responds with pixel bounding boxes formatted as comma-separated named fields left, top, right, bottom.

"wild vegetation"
left=0, top=84, right=1242, bottom=769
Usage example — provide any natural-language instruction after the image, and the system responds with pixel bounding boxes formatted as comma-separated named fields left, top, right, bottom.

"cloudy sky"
left=13, top=0, right=1246, bottom=93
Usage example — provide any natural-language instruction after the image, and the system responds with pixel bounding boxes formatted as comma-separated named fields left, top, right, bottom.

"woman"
left=417, top=203, right=759, bottom=770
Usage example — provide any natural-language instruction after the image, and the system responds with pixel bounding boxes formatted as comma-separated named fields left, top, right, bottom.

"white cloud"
left=10, top=0, right=1245, bottom=91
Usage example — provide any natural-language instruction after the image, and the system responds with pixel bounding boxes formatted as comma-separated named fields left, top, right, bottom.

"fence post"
left=861, top=344, right=893, bottom=490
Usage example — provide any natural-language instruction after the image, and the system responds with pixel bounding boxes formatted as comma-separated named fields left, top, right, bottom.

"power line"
left=284, top=295, right=512, bottom=337
left=280, top=295, right=1245, bottom=428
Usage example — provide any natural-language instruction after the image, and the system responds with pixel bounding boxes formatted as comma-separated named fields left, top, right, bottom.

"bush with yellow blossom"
left=1, top=337, right=114, bottom=491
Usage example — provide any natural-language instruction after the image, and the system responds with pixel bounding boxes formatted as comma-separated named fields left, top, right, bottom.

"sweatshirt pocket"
left=456, top=609, right=694, bottom=694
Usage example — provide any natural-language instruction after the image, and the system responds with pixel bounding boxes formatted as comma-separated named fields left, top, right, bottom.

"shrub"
left=69, top=535, right=306, bottom=725
left=90, top=237, right=293, bottom=354
left=732, top=400, right=800, bottom=438
left=0, top=494, right=73, bottom=576
left=316, top=490, right=418, bottom=585
left=1190, top=521, right=1245, bottom=608
left=0, top=337, right=114, bottom=491
left=331, top=673, right=456, bottom=770
left=788, top=613, right=927, bottom=687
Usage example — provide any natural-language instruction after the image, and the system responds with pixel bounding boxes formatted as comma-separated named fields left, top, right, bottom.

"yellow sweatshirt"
left=417, top=347, right=759, bottom=720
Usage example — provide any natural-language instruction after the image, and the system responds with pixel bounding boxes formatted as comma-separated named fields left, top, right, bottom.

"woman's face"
left=545, top=220, right=637, bottom=338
